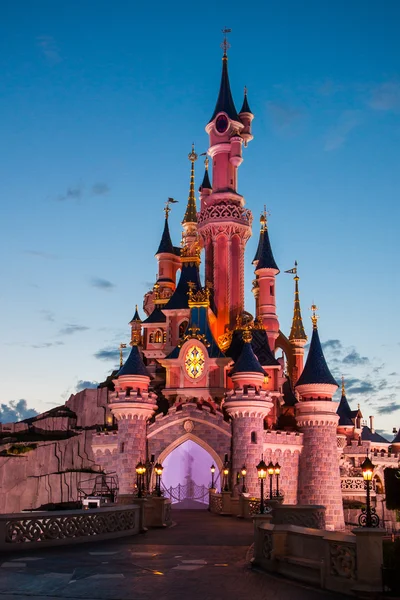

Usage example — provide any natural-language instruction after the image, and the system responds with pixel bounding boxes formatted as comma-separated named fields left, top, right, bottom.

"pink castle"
left=1, top=43, right=399, bottom=532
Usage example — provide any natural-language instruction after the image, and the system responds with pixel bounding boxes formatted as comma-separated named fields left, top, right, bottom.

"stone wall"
left=0, top=431, right=97, bottom=513
left=263, top=430, right=303, bottom=505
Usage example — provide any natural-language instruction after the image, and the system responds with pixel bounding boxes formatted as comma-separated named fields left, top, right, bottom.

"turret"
left=287, top=262, right=307, bottom=384
left=129, top=305, right=142, bottom=346
left=254, top=211, right=280, bottom=350
left=155, top=203, right=181, bottom=294
left=110, top=340, right=157, bottom=498
left=225, top=330, right=273, bottom=495
left=199, top=156, right=212, bottom=211
left=238, top=87, right=254, bottom=146
left=295, top=306, right=344, bottom=530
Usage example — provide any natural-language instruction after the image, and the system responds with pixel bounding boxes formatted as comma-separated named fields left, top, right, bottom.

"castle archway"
left=157, top=434, right=223, bottom=508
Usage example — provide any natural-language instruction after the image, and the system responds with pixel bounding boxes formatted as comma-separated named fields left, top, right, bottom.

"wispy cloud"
left=39, top=309, right=55, bottom=322
left=368, top=81, right=400, bottom=111
left=36, top=35, right=61, bottom=65
left=30, top=341, right=64, bottom=349
left=324, top=110, right=362, bottom=151
left=24, top=250, right=58, bottom=260
left=91, top=278, right=115, bottom=291
left=0, top=400, right=38, bottom=422
left=376, top=401, right=400, bottom=415
left=56, top=185, right=84, bottom=203
left=59, top=324, right=90, bottom=336
left=94, top=346, right=119, bottom=362
left=267, top=101, right=304, bottom=132
left=92, top=183, right=110, bottom=196
left=342, top=350, right=369, bottom=366
left=76, top=380, right=98, bottom=392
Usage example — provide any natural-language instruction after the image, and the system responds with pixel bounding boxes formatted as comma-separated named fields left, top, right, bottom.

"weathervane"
left=164, top=197, right=178, bottom=218
left=119, top=343, right=127, bottom=368
left=221, top=27, right=232, bottom=56
left=188, top=142, right=198, bottom=163
left=310, top=304, right=319, bottom=329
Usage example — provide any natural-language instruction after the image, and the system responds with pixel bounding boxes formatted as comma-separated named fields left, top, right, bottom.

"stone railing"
left=209, top=491, right=223, bottom=514
left=253, top=521, right=386, bottom=596
left=271, top=505, right=326, bottom=529
left=341, top=477, right=376, bottom=495
left=0, top=504, right=140, bottom=551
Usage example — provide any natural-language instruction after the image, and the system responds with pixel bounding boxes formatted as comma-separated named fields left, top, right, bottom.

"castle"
left=1, top=43, right=399, bottom=531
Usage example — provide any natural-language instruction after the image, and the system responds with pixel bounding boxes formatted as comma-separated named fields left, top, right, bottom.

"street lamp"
left=136, top=461, right=145, bottom=498
left=274, top=462, right=281, bottom=497
left=241, top=465, right=247, bottom=494
left=223, top=464, right=230, bottom=492
left=154, top=462, right=163, bottom=497
left=358, top=455, right=380, bottom=528
left=267, top=461, right=275, bottom=499
left=256, top=458, right=268, bottom=513
left=210, top=464, right=216, bottom=489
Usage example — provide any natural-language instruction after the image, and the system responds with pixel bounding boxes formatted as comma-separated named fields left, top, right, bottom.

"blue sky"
left=1, top=1, right=399, bottom=436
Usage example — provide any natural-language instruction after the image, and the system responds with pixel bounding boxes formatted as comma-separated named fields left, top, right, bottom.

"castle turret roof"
left=163, top=263, right=201, bottom=310
left=239, top=88, right=252, bottom=114
left=289, top=268, right=307, bottom=341
left=231, top=338, right=265, bottom=375
left=226, top=327, right=280, bottom=367
left=156, top=215, right=174, bottom=255
left=142, top=306, right=167, bottom=324
left=209, top=54, right=240, bottom=123
left=337, top=393, right=354, bottom=426
left=200, top=165, right=212, bottom=190
left=256, top=225, right=279, bottom=271
left=296, top=320, right=338, bottom=388
left=361, top=426, right=389, bottom=444
left=182, top=145, right=198, bottom=224
left=117, top=344, right=149, bottom=378
left=392, top=428, right=400, bottom=443
left=252, top=226, right=264, bottom=264
left=130, top=305, right=141, bottom=323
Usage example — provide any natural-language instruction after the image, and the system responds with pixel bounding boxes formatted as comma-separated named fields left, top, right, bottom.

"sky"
left=1, top=0, right=399, bottom=437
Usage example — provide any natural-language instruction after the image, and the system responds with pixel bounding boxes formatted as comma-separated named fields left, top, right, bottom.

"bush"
left=7, top=443, right=37, bottom=455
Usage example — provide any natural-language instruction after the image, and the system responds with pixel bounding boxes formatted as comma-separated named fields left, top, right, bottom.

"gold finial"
left=188, top=143, right=198, bottom=163
left=221, top=27, right=232, bottom=57
left=119, top=343, right=127, bottom=368
left=204, top=155, right=209, bottom=170
left=242, top=329, right=252, bottom=343
left=310, top=304, right=319, bottom=329
left=153, top=282, right=160, bottom=300
left=341, top=375, right=346, bottom=396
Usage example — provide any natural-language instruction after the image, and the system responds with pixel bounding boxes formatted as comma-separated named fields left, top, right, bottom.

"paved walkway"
left=0, top=510, right=347, bottom=600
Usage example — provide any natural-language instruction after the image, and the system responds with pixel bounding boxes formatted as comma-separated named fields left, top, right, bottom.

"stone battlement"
left=264, top=430, right=303, bottom=445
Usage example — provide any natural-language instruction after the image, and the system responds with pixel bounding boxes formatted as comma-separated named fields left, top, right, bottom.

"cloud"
left=324, top=110, right=362, bottom=151
left=388, top=372, right=398, bottom=376
left=94, top=347, right=119, bottom=362
left=342, top=350, right=369, bottom=366
left=36, top=35, right=61, bottom=65
left=58, top=324, right=90, bottom=336
left=267, top=101, right=304, bottom=130
left=376, top=402, right=400, bottom=415
left=24, top=250, right=58, bottom=260
left=368, top=81, right=400, bottom=111
left=30, top=341, right=64, bottom=349
left=92, top=183, right=110, bottom=196
left=321, top=339, right=343, bottom=355
left=56, top=185, right=84, bottom=202
left=0, top=400, right=38, bottom=423
left=91, top=278, right=115, bottom=291
left=39, top=309, right=55, bottom=322
left=76, top=380, right=98, bottom=392
left=345, top=379, right=376, bottom=395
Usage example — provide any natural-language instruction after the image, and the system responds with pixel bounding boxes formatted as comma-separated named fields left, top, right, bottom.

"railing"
left=162, top=482, right=209, bottom=504
left=0, top=505, right=140, bottom=551
left=341, top=477, right=376, bottom=495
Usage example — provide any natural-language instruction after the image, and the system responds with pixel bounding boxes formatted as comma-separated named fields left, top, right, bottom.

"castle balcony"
left=197, top=202, right=252, bottom=228
left=341, top=477, right=376, bottom=496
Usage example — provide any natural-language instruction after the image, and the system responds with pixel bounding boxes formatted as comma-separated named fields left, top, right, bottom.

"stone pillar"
left=352, top=527, right=386, bottom=592
left=225, top=388, right=273, bottom=496
left=296, top=400, right=345, bottom=530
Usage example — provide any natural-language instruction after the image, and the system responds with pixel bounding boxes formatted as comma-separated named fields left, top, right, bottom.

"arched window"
left=154, top=330, right=162, bottom=343
left=179, top=320, right=188, bottom=338
left=149, top=332, right=154, bottom=343
left=251, top=431, right=257, bottom=444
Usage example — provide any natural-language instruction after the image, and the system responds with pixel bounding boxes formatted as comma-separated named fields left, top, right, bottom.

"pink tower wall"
left=231, top=416, right=264, bottom=495
left=115, top=418, right=147, bottom=495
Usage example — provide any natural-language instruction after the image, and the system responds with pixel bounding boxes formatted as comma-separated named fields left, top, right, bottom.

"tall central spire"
left=209, top=30, right=240, bottom=123
left=182, top=144, right=198, bottom=224
left=289, top=262, right=307, bottom=341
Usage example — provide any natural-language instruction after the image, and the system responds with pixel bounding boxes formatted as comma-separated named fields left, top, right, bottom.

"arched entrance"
left=158, top=434, right=223, bottom=509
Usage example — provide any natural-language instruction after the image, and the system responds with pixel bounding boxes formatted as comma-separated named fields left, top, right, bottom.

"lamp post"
left=267, top=461, right=275, bottom=499
left=141, top=463, right=147, bottom=496
left=154, top=462, right=163, bottom=496
left=256, top=458, right=267, bottom=513
left=358, top=455, right=380, bottom=528
left=210, top=464, right=216, bottom=489
left=223, top=464, right=229, bottom=492
left=136, top=461, right=145, bottom=498
left=274, top=462, right=281, bottom=497
left=241, top=465, right=247, bottom=494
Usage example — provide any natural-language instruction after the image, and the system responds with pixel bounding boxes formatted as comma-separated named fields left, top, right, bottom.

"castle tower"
left=110, top=341, right=157, bottom=497
left=254, top=213, right=280, bottom=350
left=129, top=305, right=142, bottom=346
left=288, top=262, right=307, bottom=384
left=197, top=44, right=253, bottom=337
left=295, top=306, right=345, bottom=530
left=155, top=204, right=181, bottom=294
left=199, top=156, right=212, bottom=211
left=225, top=330, right=273, bottom=495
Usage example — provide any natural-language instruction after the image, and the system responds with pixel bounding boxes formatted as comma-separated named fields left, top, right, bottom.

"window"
left=179, top=320, right=188, bottom=338
left=163, top=331, right=167, bottom=343
left=121, top=442, right=125, bottom=454
left=149, top=333, right=154, bottom=343
left=270, top=285, right=274, bottom=296
left=251, top=431, right=257, bottom=444
left=154, top=330, right=162, bottom=343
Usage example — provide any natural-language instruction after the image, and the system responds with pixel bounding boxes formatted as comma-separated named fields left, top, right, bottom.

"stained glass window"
left=185, top=345, right=205, bottom=379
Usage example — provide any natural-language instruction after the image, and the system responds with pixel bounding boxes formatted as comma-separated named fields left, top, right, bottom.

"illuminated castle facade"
left=1, top=44, right=399, bottom=532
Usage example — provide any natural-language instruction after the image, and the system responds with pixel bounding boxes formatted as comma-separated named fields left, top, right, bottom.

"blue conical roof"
left=163, top=262, right=201, bottom=310
left=166, top=305, right=225, bottom=360
left=117, top=344, right=149, bottom=378
left=256, top=227, right=279, bottom=271
left=231, top=341, right=265, bottom=375
left=337, top=393, right=354, bottom=426
left=200, top=167, right=212, bottom=190
left=239, top=90, right=252, bottom=114
left=130, top=305, right=141, bottom=323
left=209, top=55, right=240, bottom=123
left=253, top=228, right=264, bottom=264
left=296, top=327, right=338, bottom=387
left=156, top=217, right=174, bottom=255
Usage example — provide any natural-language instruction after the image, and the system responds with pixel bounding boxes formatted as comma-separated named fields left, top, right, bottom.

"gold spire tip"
left=310, top=304, right=319, bottom=329
left=341, top=375, right=346, bottom=396
left=221, top=27, right=231, bottom=57
left=188, top=143, right=198, bottom=162
left=204, top=155, right=209, bottom=170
